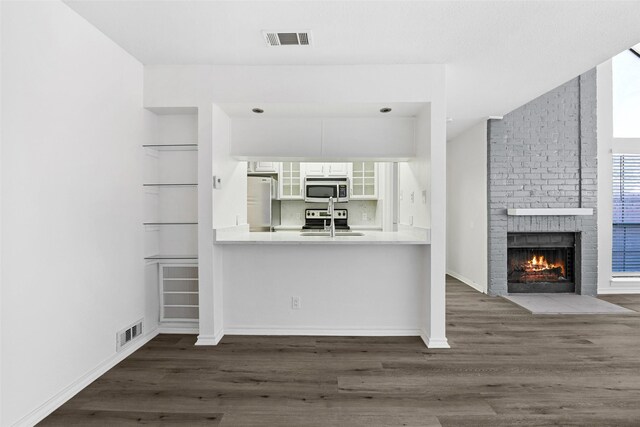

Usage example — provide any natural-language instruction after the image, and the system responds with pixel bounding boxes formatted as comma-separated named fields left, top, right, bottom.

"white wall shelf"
left=144, top=254, right=198, bottom=260
left=143, top=222, right=198, bottom=225
left=143, top=112, right=199, bottom=265
left=507, top=208, right=594, bottom=216
left=143, top=144, right=198, bottom=151
left=143, top=183, right=198, bottom=187
left=160, top=264, right=199, bottom=323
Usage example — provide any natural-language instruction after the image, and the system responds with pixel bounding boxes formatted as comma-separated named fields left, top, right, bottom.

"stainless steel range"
left=301, top=209, right=350, bottom=231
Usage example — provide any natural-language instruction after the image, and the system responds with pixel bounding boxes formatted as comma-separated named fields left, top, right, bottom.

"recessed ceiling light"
left=252, top=108, right=264, bottom=114
left=380, top=107, right=392, bottom=113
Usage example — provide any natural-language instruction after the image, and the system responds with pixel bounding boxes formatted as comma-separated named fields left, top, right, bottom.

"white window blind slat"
left=613, top=154, right=640, bottom=272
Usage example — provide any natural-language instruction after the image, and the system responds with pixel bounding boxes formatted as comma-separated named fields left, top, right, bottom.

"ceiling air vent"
left=263, top=31, right=312, bottom=47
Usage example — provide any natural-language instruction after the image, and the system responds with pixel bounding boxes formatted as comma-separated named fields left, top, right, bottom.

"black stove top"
left=301, top=224, right=351, bottom=230
left=302, top=208, right=350, bottom=230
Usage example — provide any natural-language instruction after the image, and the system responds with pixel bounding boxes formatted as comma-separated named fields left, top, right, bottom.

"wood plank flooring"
left=41, top=276, right=640, bottom=426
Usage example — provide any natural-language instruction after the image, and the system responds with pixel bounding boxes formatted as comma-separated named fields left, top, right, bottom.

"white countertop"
left=214, top=226, right=430, bottom=245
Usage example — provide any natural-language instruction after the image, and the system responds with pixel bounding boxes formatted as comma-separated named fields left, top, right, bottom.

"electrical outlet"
left=410, top=191, right=415, bottom=203
left=422, top=190, right=427, bottom=204
left=291, top=296, right=301, bottom=310
left=399, top=190, right=404, bottom=201
left=409, top=215, right=414, bottom=226
left=362, top=212, right=368, bottom=221
left=235, top=215, right=240, bottom=226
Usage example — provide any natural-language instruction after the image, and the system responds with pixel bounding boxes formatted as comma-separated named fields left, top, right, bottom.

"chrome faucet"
left=325, top=197, right=336, bottom=237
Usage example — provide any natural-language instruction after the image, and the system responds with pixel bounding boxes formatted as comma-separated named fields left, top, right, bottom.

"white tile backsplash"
left=280, top=200, right=380, bottom=227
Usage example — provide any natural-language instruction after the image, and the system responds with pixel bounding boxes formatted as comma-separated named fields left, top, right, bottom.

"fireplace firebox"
left=507, top=233, right=576, bottom=293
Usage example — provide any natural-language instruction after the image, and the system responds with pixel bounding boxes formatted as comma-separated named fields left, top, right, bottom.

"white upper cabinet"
left=230, top=117, right=415, bottom=160
left=302, top=162, right=325, bottom=176
left=326, top=163, right=349, bottom=176
left=322, top=118, right=415, bottom=159
left=231, top=118, right=322, bottom=158
left=301, top=162, right=349, bottom=177
left=248, top=161, right=279, bottom=173
left=350, top=161, right=378, bottom=200
left=279, top=162, right=303, bottom=200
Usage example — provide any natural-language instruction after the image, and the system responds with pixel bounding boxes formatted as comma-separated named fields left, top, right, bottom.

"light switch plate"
left=213, top=176, right=222, bottom=189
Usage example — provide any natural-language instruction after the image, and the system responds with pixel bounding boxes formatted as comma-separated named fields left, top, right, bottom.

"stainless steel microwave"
left=304, top=177, right=349, bottom=203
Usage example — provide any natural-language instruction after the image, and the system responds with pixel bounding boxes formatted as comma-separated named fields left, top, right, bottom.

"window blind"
left=613, top=154, right=640, bottom=272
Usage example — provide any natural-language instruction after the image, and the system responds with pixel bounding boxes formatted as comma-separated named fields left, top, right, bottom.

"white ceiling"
left=64, top=0, right=640, bottom=138
left=218, top=102, right=427, bottom=118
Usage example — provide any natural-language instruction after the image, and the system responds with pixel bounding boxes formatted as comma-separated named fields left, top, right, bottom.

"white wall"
left=212, top=106, right=246, bottom=228
left=145, top=65, right=446, bottom=107
left=0, top=0, right=4, bottom=419
left=223, top=245, right=426, bottom=334
left=420, top=100, right=449, bottom=348
left=398, top=107, right=430, bottom=229
left=597, top=60, right=616, bottom=294
left=446, top=121, right=488, bottom=293
left=1, top=2, right=151, bottom=425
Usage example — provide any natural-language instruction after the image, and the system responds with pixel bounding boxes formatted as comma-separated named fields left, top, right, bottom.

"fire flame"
left=526, top=255, right=563, bottom=275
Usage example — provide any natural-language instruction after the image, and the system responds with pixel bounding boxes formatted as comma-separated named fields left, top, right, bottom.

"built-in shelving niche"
left=144, top=107, right=199, bottom=330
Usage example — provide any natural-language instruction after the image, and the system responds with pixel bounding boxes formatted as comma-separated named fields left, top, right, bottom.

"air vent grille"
left=266, top=32, right=280, bottom=46
left=116, top=319, right=144, bottom=352
left=263, top=31, right=312, bottom=47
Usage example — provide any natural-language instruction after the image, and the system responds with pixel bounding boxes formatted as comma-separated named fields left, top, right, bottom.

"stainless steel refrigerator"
left=247, top=176, right=281, bottom=232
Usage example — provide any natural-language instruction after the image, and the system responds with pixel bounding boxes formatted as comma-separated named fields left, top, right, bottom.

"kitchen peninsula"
left=143, top=64, right=448, bottom=349
left=215, top=227, right=430, bottom=244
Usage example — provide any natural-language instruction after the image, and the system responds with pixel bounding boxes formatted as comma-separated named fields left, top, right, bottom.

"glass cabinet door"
left=351, top=162, right=377, bottom=199
left=280, top=162, right=302, bottom=199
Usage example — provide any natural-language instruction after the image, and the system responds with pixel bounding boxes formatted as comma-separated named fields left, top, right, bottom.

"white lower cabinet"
left=160, top=263, right=199, bottom=323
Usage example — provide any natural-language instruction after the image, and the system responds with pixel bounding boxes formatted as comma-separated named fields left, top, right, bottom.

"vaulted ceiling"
left=64, top=0, right=640, bottom=138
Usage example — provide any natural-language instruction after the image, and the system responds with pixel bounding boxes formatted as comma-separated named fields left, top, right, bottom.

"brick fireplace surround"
left=487, top=69, right=597, bottom=296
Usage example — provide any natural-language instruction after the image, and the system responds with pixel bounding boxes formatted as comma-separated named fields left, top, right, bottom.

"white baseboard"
left=195, top=329, right=224, bottom=346
left=598, top=288, right=640, bottom=295
left=447, top=270, right=486, bottom=294
left=598, top=278, right=640, bottom=294
left=14, top=328, right=159, bottom=427
left=224, top=327, right=423, bottom=337
left=420, top=331, right=451, bottom=349
left=158, top=326, right=199, bottom=334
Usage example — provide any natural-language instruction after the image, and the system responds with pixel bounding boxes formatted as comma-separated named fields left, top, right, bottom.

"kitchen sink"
left=300, top=231, right=366, bottom=237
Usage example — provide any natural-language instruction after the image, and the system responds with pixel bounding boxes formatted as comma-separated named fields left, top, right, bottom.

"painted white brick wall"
left=487, top=69, right=598, bottom=296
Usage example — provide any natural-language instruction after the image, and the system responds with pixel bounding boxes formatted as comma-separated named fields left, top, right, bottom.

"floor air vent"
left=263, top=31, right=312, bottom=47
left=116, top=319, right=144, bottom=351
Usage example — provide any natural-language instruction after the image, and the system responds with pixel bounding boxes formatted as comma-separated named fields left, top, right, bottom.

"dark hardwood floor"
left=41, top=277, right=640, bottom=426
